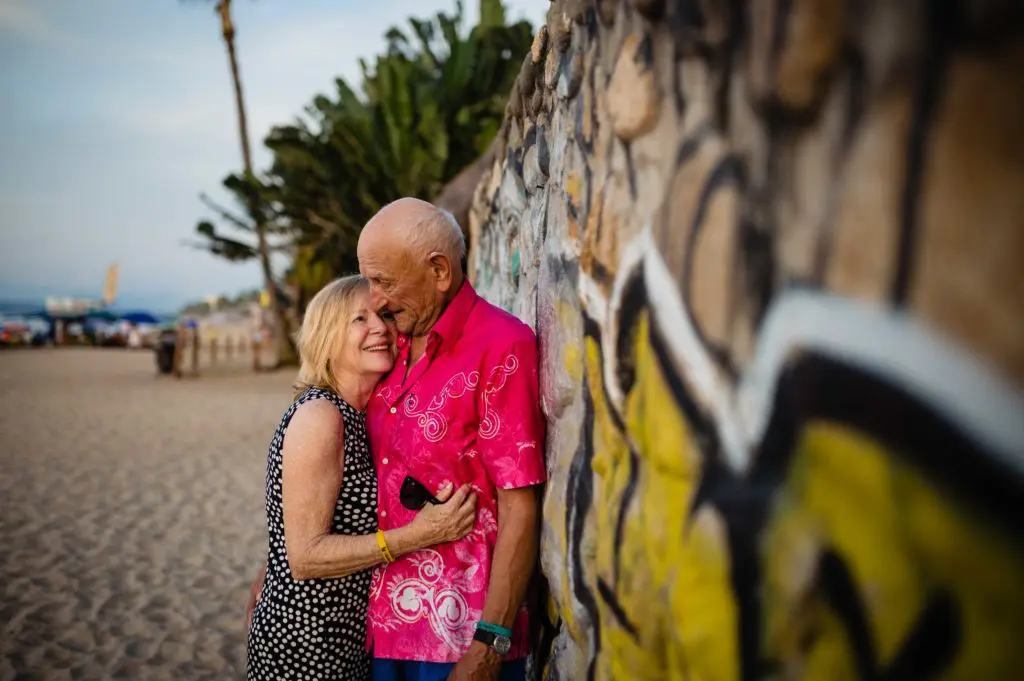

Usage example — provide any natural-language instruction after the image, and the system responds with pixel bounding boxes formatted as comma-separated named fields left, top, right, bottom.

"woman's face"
left=336, top=289, right=397, bottom=377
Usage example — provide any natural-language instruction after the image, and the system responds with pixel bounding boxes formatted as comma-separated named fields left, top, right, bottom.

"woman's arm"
left=281, top=400, right=476, bottom=580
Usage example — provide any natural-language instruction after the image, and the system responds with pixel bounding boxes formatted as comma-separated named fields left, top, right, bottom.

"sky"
left=0, top=0, right=547, bottom=313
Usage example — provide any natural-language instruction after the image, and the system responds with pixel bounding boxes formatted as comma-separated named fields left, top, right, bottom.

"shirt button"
left=382, top=458, right=389, bottom=465
left=390, top=407, right=397, bottom=414
left=381, top=511, right=388, bottom=518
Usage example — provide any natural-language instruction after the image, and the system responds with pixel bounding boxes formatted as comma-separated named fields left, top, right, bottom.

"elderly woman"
left=247, top=275, right=477, bottom=681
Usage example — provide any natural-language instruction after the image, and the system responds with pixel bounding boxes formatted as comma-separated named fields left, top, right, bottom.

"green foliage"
left=193, top=0, right=532, bottom=311
left=189, top=171, right=286, bottom=263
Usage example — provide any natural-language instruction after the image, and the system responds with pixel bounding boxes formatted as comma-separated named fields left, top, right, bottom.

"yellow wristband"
left=376, top=530, right=395, bottom=564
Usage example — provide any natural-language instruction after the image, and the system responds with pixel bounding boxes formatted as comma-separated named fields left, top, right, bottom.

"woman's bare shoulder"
left=284, top=398, right=344, bottom=458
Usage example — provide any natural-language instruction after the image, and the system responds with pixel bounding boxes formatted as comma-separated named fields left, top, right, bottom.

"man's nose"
left=368, top=312, right=390, bottom=335
left=368, top=286, right=386, bottom=310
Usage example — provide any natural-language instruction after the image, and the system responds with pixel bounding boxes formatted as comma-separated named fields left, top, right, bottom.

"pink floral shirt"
left=365, top=281, right=546, bottom=663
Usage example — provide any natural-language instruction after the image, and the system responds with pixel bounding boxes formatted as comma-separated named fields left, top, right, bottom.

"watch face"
left=494, top=635, right=512, bottom=655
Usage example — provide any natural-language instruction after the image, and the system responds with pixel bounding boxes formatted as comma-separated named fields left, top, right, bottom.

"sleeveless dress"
left=247, top=387, right=377, bottom=681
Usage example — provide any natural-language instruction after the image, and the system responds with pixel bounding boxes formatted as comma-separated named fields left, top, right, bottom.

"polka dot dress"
left=247, top=387, right=377, bottom=681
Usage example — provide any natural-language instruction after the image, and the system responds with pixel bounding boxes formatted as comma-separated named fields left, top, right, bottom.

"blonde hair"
left=292, top=275, right=368, bottom=398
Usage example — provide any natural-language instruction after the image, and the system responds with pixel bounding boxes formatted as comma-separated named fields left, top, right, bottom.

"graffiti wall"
left=467, top=1, right=1024, bottom=679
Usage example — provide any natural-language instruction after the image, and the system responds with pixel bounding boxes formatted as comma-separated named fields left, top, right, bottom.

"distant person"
left=127, top=325, right=142, bottom=349
left=246, top=275, right=478, bottom=681
left=251, top=327, right=262, bottom=372
left=357, top=199, right=546, bottom=681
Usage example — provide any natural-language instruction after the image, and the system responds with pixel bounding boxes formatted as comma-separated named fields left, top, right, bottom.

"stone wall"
left=468, top=1, right=1024, bottom=679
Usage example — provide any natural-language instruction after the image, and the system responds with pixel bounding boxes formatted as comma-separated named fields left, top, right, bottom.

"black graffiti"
left=634, top=273, right=1009, bottom=681
left=565, top=360, right=603, bottom=681
left=783, top=354, right=1024, bottom=539
left=892, top=0, right=958, bottom=306
left=680, top=149, right=746, bottom=381
left=522, top=2, right=1024, bottom=680
left=816, top=549, right=961, bottom=681
left=596, top=578, right=639, bottom=638
left=581, top=313, right=641, bottom=639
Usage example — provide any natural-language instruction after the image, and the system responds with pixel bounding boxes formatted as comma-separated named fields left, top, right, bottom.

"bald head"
left=360, top=198, right=466, bottom=271
left=357, top=197, right=467, bottom=336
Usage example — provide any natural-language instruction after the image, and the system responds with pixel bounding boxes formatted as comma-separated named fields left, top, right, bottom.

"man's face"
left=358, top=240, right=443, bottom=337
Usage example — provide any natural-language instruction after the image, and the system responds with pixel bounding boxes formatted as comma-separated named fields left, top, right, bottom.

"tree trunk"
left=216, top=0, right=297, bottom=366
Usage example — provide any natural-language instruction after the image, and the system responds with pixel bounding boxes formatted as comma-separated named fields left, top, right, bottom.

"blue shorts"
left=371, top=657, right=526, bottom=681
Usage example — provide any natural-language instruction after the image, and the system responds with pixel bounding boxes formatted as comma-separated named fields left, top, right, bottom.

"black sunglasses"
left=399, top=475, right=441, bottom=511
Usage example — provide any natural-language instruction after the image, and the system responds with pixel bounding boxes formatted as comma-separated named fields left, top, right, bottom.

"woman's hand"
left=246, top=563, right=266, bottom=629
left=411, top=483, right=477, bottom=545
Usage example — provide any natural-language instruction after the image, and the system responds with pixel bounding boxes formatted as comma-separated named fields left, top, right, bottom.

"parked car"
left=0, top=315, right=49, bottom=346
left=0, top=317, right=29, bottom=346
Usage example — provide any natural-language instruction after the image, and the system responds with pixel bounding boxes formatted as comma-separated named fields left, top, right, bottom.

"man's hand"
left=447, top=641, right=501, bottom=681
left=246, top=563, right=266, bottom=629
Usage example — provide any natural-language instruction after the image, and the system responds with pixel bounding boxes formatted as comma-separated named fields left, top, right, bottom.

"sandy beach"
left=0, top=348, right=294, bottom=680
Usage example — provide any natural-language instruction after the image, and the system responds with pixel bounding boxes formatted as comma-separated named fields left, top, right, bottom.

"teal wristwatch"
left=474, top=621, right=512, bottom=655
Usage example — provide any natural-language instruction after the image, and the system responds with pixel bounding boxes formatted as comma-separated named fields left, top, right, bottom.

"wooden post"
left=251, top=329, right=261, bottom=372
left=191, top=326, right=200, bottom=376
left=173, top=324, right=185, bottom=379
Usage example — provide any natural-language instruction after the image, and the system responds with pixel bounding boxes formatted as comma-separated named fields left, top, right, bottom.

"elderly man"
left=358, top=198, right=545, bottom=681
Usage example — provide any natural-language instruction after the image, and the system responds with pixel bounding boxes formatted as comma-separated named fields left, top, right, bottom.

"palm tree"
left=193, top=0, right=533, bottom=317
left=214, top=1, right=254, bottom=172
left=263, top=0, right=532, bottom=295
left=190, top=0, right=293, bottom=365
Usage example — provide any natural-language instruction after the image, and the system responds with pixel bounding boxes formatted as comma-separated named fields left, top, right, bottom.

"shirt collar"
left=394, top=280, right=476, bottom=354
left=429, top=280, right=477, bottom=350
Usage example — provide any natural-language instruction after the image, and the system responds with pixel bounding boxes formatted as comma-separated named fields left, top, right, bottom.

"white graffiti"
left=738, top=289, right=1024, bottom=473
left=387, top=549, right=476, bottom=651
left=582, top=225, right=1024, bottom=475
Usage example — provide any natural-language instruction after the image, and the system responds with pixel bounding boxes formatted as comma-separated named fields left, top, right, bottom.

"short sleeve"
left=476, top=336, right=547, bottom=489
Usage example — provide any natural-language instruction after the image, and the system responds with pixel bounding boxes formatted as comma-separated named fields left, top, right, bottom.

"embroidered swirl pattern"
left=388, top=550, right=473, bottom=651
left=403, top=371, right=479, bottom=443
left=479, top=354, right=519, bottom=440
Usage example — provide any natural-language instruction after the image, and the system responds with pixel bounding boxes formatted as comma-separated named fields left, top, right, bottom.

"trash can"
left=155, top=331, right=177, bottom=374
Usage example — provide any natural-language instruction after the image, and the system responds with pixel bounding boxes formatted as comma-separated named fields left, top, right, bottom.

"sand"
left=0, top=348, right=294, bottom=680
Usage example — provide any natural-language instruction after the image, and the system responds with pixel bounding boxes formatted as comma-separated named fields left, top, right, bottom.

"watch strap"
left=473, top=628, right=497, bottom=646
left=473, top=628, right=511, bottom=656
left=476, top=621, right=513, bottom=638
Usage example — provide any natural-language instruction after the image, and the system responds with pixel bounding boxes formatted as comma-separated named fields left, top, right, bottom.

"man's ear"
left=429, top=252, right=453, bottom=292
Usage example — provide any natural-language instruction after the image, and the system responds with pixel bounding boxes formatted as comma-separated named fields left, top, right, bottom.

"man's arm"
left=450, top=334, right=546, bottom=681
left=449, top=487, right=539, bottom=679
left=481, top=487, right=540, bottom=627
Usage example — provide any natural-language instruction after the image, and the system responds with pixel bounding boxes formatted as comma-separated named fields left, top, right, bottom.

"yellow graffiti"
left=584, top=334, right=638, bottom=680
left=627, top=313, right=738, bottom=681
left=540, top=298, right=604, bottom=657
left=764, top=423, right=1024, bottom=680
left=572, top=313, right=739, bottom=681
left=553, top=298, right=1024, bottom=681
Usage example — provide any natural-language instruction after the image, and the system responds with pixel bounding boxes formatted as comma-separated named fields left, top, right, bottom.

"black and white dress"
left=247, top=387, right=377, bottom=681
